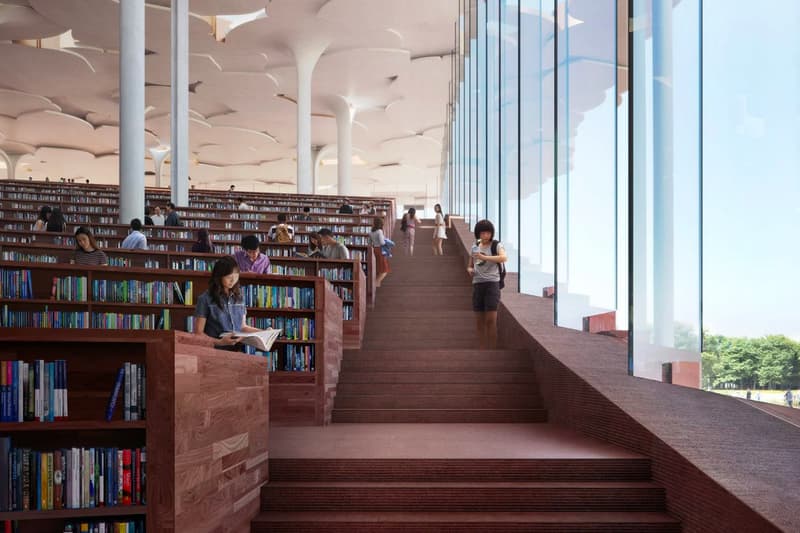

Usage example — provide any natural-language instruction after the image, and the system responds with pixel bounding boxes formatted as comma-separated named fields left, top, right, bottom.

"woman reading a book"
left=71, top=226, right=108, bottom=266
left=193, top=256, right=268, bottom=351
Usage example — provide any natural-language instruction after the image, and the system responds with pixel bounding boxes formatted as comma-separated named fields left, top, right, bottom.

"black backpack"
left=490, top=240, right=506, bottom=289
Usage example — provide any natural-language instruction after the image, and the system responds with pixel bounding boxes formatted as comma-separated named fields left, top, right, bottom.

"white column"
left=148, top=146, right=170, bottom=188
left=119, top=0, right=145, bottom=225
left=652, top=0, right=674, bottom=347
left=293, top=47, right=324, bottom=194
left=311, top=146, right=324, bottom=194
left=7, top=154, right=23, bottom=181
left=333, top=99, right=354, bottom=196
left=170, top=0, right=189, bottom=206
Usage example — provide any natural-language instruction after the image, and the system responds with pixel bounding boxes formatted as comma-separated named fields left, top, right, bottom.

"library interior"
left=0, top=1, right=797, bottom=532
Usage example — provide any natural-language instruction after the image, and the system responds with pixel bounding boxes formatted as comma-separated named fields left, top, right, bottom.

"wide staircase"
left=252, top=222, right=680, bottom=531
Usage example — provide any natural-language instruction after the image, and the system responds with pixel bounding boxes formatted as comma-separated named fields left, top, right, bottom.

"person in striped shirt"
left=71, top=226, right=108, bottom=266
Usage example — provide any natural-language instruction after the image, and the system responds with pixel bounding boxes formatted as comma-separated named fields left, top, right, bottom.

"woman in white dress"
left=432, top=203, right=447, bottom=255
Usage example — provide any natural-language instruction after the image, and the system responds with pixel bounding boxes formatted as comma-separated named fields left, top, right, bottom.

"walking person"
left=400, top=207, right=420, bottom=256
left=369, top=217, right=391, bottom=287
left=467, top=219, right=507, bottom=349
left=432, top=203, right=447, bottom=256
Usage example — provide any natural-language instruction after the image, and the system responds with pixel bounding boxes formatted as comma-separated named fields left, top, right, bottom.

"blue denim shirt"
left=194, top=291, right=247, bottom=338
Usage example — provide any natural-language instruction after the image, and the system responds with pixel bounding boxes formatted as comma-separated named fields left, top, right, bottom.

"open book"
left=220, top=328, right=282, bottom=352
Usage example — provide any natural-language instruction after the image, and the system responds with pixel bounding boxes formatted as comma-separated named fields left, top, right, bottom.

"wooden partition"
left=0, top=329, right=269, bottom=533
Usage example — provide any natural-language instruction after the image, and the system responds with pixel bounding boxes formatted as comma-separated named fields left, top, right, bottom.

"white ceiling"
left=0, top=0, right=456, bottom=205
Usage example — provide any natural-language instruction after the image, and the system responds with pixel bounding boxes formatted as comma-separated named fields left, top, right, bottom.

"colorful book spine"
left=0, top=360, right=68, bottom=423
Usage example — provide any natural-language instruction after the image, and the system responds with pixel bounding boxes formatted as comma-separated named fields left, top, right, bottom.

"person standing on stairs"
left=432, top=203, right=447, bottom=255
left=369, top=217, right=391, bottom=287
left=467, top=219, right=507, bottom=349
left=400, top=207, right=420, bottom=256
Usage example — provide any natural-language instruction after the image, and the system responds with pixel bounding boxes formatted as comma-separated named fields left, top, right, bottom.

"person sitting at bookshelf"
left=143, top=206, right=155, bottom=226
left=151, top=206, right=165, bottom=226
left=45, top=207, right=67, bottom=233
left=121, top=218, right=148, bottom=250
left=164, top=202, right=182, bottom=226
left=191, top=228, right=213, bottom=253
left=33, top=205, right=51, bottom=231
left=359, top=202, right=372, bottom=215
left=193, top=256, right=268, bottom=351
left=338, top=199, right=354, bottom=214
left=71, top=226, right=108, bottom=266
left=295, top=231, right=323, bottom=258
left=267, top=213, right=295, bottom=243
left=299, top=206, right=313, bottom=221
left=238, top=197, right=252, bottom=210
left=234, top=234, right=270, bottom=274
left=318, top=228, right=350, bottom=259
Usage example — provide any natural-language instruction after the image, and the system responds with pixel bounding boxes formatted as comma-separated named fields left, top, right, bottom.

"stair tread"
left=253, top=511, right=680, bottom=524
left=265, top=481, right=661, bottom=489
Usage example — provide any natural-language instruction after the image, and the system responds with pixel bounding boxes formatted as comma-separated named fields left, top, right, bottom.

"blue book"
left=11, top=360, right=17, bottom=423
left=105, top=368, right=125, bottom=421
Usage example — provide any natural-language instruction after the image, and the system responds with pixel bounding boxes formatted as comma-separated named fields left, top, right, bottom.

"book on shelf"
left=105, top=363, right=145, bottom=422
left=220, top=328, right=282, bottom=352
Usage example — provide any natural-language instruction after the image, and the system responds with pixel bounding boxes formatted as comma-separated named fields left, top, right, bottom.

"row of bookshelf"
left=245, top=317, right=315, bottom=341
left=65, top=519, right=144, bottom=533
left=1, top=360, right=68, bottom=423
left=0, top=308, right=172, bottom=330
left=0, top=441, right=146, bottom=512
left=262, top=345, right=315, bottom=373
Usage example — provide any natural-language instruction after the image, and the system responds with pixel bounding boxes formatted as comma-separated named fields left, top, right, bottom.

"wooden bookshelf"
left=0, top=261, right=344, bottom=426
left=0, top=329, right=269, bottom=533
left=0, top=244, right=369, bottom=348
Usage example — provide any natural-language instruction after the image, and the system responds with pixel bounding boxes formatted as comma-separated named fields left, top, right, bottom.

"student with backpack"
left=467, top=219, right=507, bottom=349
left=268, top=213, right=295, bottom=243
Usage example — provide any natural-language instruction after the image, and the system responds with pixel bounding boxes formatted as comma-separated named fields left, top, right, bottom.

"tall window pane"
left=499, top=0, right=520, bottom=272
left=520, top=0, right=555, bottom=295
left=702, top=0, right=800, bottom=396
left=486, top=0, right=501, bottom=227
left=476, top=0, right=487, bottom=221
left=631, top=0, right=701, bottom=384
left=555, top=0, right=620, bottom=330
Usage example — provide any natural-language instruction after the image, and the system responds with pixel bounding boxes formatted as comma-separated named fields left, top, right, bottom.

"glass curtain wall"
left=519, top=0, right=555, bottom=295
left=631, top=0, right=701, bottom=384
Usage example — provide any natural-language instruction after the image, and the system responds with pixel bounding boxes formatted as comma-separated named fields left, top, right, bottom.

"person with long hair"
left=33, top=206, right=52, bottom=231
left=191, top=228, right=213, bottom=253
left=400, top=207, right=420, bottom=256
left=432, top=203, right=447, bottom=256
left=71, top=226, right=108, bottom=266
left=193, top=256, right=266, bottom=350
left=46, top=207, right=67, bottom=233
left=467, top=219, right=507, bottom=349
left=369, top=217, right=391, bottom=287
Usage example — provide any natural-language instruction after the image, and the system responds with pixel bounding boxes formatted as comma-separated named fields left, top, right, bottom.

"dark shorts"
left=472, top=281, right=501, bottom=312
